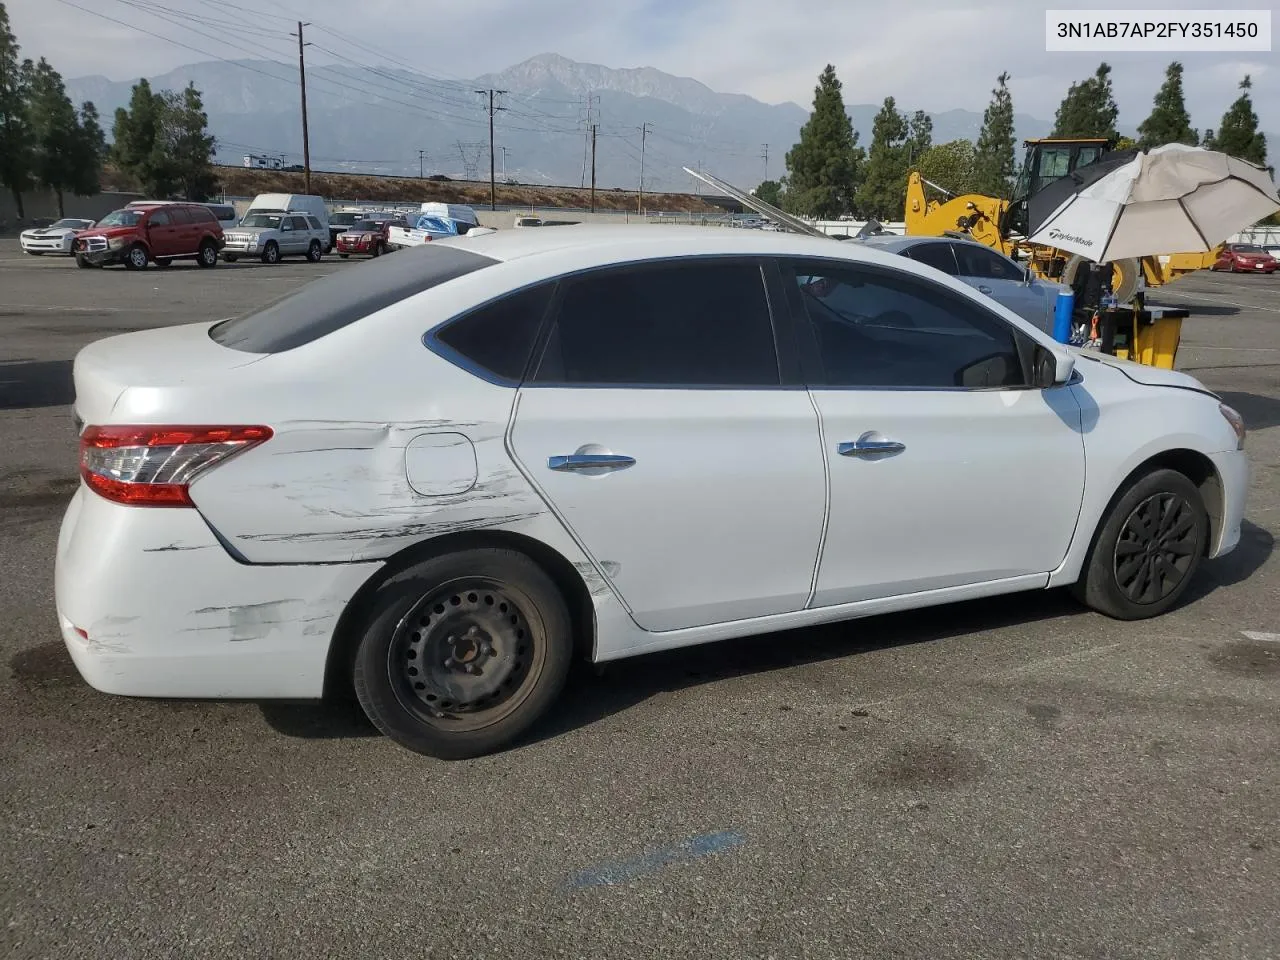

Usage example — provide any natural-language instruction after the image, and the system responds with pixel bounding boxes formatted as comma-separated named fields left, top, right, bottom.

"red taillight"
left=79, top=424, right=272, bottom=507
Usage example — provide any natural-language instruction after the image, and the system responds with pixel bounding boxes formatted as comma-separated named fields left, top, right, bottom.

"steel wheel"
left=126, top=245, right=148, bottom=269
left=388, top=578, right=545, bottom=733
left=1113, top=493, right=1200, bottom=604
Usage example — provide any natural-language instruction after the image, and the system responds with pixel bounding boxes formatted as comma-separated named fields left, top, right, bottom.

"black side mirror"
left=1033, top=345, right=1058, bottom=388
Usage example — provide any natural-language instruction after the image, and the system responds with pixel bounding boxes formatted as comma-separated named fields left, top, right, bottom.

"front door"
left=951, top=243, right=1053, bottom=333
left=508, top=257, right=827, bottom=632
left=779, top=257, right=1086, bottom=607
left=144, top=209, right=181, bottom=257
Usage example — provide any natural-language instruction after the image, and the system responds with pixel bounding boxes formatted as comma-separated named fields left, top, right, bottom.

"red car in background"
left=73, top=202, right=224, bottom=270
left=1211, top=243, right=1278, bottom=274
left=335, top=216, right=408, bottom=258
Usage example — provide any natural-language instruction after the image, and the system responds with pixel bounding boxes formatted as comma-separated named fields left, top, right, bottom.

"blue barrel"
left=1053, top=289, right=1075, bottom=343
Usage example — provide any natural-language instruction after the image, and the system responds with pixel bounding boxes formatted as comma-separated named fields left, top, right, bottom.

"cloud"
left=9, top=0, right=1277, bottom=134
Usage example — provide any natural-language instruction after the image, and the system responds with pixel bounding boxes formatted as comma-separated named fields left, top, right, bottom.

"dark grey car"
left=852, top=234, right=1070, bottom=335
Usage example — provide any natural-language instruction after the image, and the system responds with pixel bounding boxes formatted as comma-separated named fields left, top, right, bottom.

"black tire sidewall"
left=352, top=548, right=573, bottom=760
left=262, top=242, right=279, bottom=264
left=198, top=243, right=217, bottom=267
left=1077, top=468, right=1209, bottom=619
left=308, top=240, right=322, bottom=262
left=125, top=245, right=148, bottom=269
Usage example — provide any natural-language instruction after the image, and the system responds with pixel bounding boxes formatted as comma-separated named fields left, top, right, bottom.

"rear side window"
left=306, top=216, right=322, bottom=230
left=210, top=244, right=498, bottom=353
left=431, top=283, right=555, bottom=383
left=168, top=207, right=193, bottom=225
left=532, top=259, right=779, bottom=387
left=288, top=216, right=308, bottom=231
left=189, top=206, right=216, bottom=223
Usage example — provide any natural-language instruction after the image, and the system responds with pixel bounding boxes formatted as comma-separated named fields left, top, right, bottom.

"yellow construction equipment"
left=905, top=138, right=1219, bottom=303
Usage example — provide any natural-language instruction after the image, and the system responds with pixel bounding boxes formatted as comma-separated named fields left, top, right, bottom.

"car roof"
left=433, top=224, right=928, bottom=271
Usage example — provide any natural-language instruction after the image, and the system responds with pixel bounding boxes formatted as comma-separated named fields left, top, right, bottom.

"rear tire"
left=260, top=241, right=280, bottom=265
left=1071, top=468, right=1208, bottom=620
left=197, top=241, right=218, bottom=268
left=306, top=239, right=323, bottom=263
left=352, top=548, right=574, bottom=760
left=124, top=244, right=149, bottom=270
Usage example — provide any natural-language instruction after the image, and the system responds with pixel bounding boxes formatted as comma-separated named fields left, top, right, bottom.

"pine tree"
left=70, top=101, right=106, bottom=197
left=1052, top=62, right=1120, bottom=140
left=973, top=72, right=1017, bottom=198
left=783, top=64, right=863, bottom=218
left=906, top=110, right=932, bottom=164
left=26, top=57, right=83, bottom=215
left=1213, top=76, right=1267, bottom=166
left=856, top=96, right=910, bottom=219
left=165, top=83, right=217, bottom=200
left=0, top=2, right=34, bottom=219
left=113, top=79, right=174, bottom=196
left=1137, top=62, right=1198, bottom=149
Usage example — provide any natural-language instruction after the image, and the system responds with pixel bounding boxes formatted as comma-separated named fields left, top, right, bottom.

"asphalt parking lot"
left=1, top=238, right=1277, bottom=959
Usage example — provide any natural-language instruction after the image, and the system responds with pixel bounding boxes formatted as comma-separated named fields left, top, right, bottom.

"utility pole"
left=500, top=146, right=508, bottom=182
left=580, top=92, right=599, bottom=188
left=637, top=121, right=652, bottom=214
left=476, top=88, right=506, bottom=210
left=292, top=21, right=312, bottom=194
left=761, top=143, right=769, bottom=182
left=418, top=149, right=427, bottom=179
left=589, top=123, right=597, bottom=213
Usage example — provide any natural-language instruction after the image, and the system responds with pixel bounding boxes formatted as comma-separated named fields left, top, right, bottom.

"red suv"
left=73, top=202, right=224, bottom=270
left=1212, top=243, right=1278, bottom=274
left=335, top=216, right=407, bottom=258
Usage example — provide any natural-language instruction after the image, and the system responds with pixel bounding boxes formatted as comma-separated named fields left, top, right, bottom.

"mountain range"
left=66, top=53, right=1106, bottom=191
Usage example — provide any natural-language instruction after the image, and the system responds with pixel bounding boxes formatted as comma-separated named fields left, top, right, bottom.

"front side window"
left=532, top=259, right=780, bottom=387
left=952, top=244, right=1025, bottom=281
left=148, top=210, right=172, bottom=226
left=904, top=242, right=958, bottom=275
left=1038, top=148, right=1071, bottom=179
left=783, top=260, right=1027, bottom=390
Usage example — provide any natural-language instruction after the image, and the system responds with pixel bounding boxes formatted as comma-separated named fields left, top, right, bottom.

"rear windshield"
left=330, top=212, right=363, bottom=225
left=209, top=244, right=498, bottom=353
left=1232, top=244, right=1263, bottom=253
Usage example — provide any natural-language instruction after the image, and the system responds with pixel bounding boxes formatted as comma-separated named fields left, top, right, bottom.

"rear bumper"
left=54, top=488, right=382, bottom=699
left=1208, top=448, right=1248, bottom=559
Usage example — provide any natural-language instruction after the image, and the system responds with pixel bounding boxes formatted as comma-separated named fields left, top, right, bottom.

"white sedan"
left=56, top=226, right=1249, bottom=759
left=20, top=217, right=96, bottom=255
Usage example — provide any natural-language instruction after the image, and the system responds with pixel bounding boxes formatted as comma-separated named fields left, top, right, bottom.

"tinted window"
left=290, top=216, right=310, bottom=230
left=168, top=207, right=193, bottom=225
left=306, top=216, right=322, bottom=230
left=190, top=206, right=217, bottom=223
left=205, top=205, right=234, bottom=220
left=784, top=261, right=1026, bottom=390
left=905, top=242, right=958, bottom=275
left=210, top=245, right=497, bottom=353
left=149, top=210, right=172, bottom=226
left=952, top=245, right=1024, bottom=281
left=533, top=260, right=779, bottom=387
left=433, top=284, right=555, bottom=382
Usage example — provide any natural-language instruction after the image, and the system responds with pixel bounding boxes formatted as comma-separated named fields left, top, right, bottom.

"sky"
left=7, top=0, right=1277, bottom=133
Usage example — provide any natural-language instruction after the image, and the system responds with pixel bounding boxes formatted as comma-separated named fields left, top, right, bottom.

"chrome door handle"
left=978, top=284, right=993, bottom=294
left=837, top=433, right=905, bottom=458
left=548, top=453, right=636, bottom=472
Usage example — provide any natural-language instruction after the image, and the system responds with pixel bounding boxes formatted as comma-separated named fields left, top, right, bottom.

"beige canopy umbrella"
left=1028, top=144, right=1280, bottom=263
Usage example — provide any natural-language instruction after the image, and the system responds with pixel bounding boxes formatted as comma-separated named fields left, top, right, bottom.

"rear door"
left=508, top=257, right=827, bottom=633
left=779, top=256, right=1085, bottom=606
left=169, top=206, right=199, bottom=253
left=902, top=240, right=960, bottom=278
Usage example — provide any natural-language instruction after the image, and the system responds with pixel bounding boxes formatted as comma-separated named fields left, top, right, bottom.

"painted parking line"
left=567, top=830, right=747, bottom=890
left=1241, top=631, right=1280, bottom=643
left=1156, top=290, right=1280, bottom=314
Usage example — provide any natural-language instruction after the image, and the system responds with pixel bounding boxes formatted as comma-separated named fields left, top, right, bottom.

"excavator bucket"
left=682, top=167, right=832, bottom=239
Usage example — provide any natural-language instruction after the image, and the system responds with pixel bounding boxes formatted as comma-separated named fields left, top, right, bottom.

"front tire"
left=352, top=548, right=574, bottom=760
left=306, top=239, right=323, bottom=262
left=1071, top=468, right=1208, bottom=620
left=124, top=244, right=149, bottom=270
left=75, top=254, right=93, bottom=269
left=260, top=241, right=280, bottom=265
left=197, top=241, right=218, bottom=268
